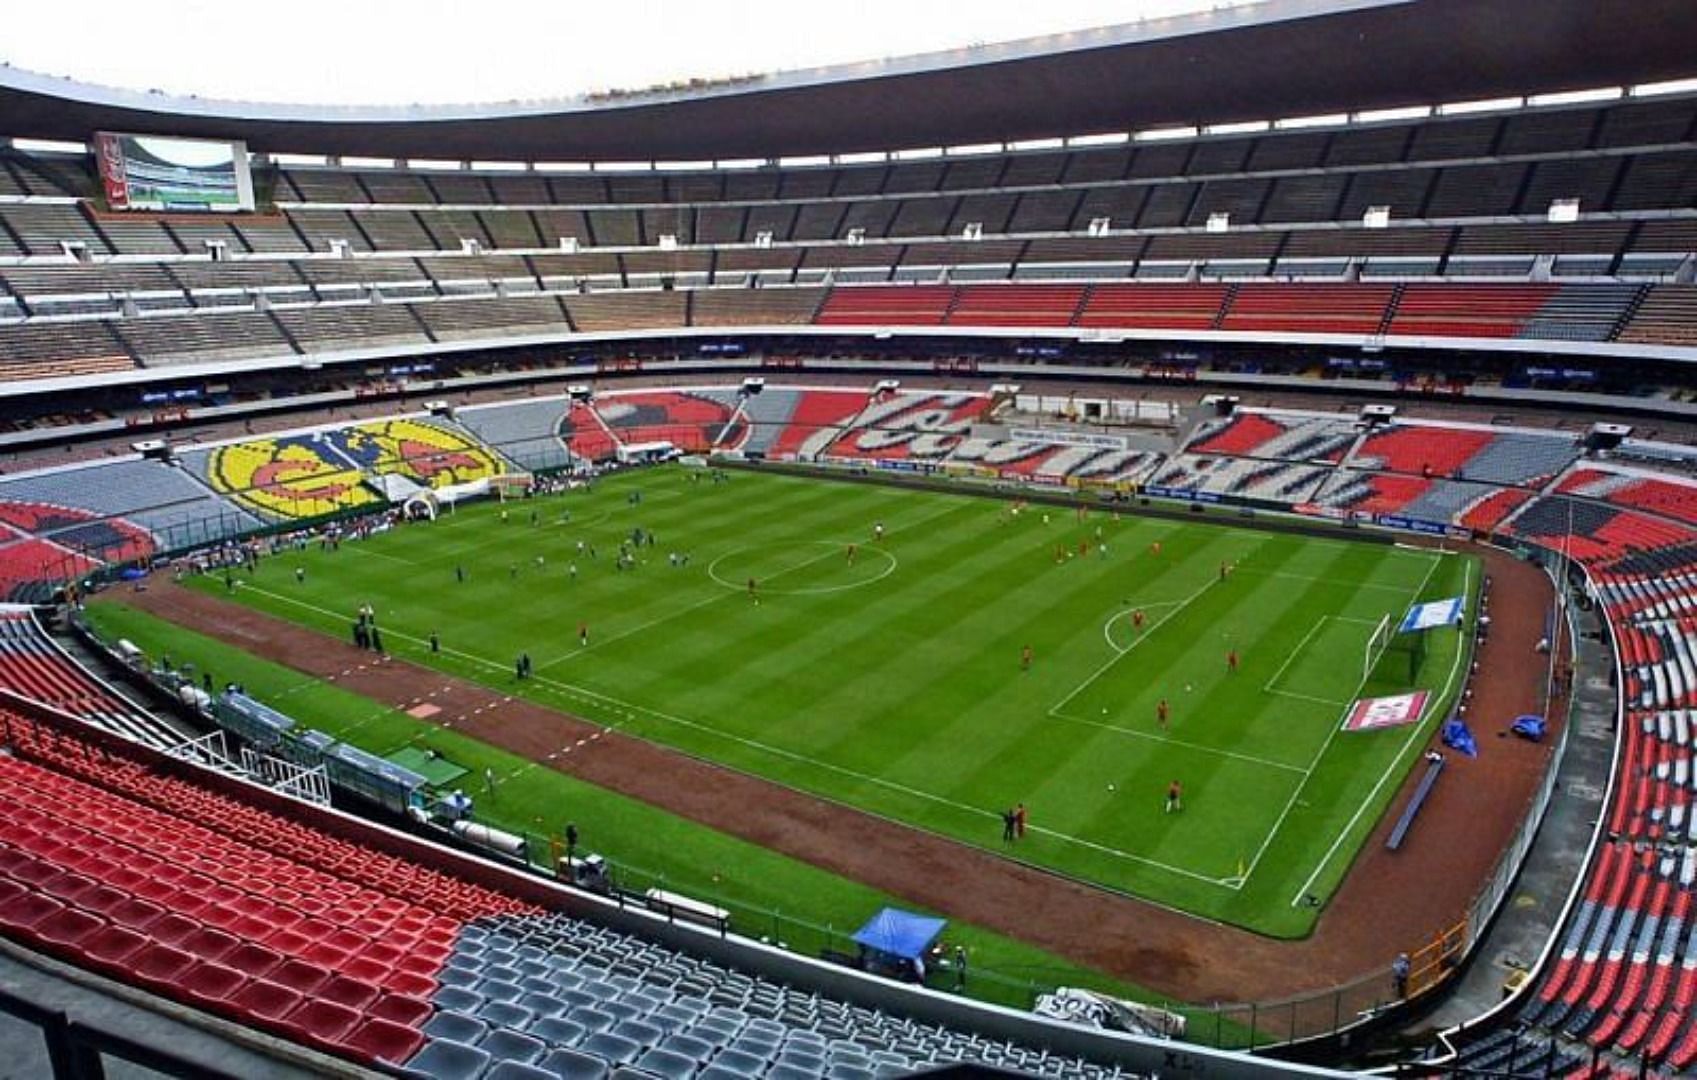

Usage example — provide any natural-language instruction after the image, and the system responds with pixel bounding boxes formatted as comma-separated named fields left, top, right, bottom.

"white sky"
left=1, top=0, right=1252, bottom=107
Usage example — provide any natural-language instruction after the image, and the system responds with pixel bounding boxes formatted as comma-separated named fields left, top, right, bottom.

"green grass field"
left=173, top=465, right=1475, bottom=938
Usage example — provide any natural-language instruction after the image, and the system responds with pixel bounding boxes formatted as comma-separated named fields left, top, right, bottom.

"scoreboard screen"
left=93, top=132, right=255, bottom=212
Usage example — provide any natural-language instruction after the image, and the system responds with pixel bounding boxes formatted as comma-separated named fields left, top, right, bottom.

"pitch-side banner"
left=1400, top=596, right=1465, bottom=634
left=1342, top=691, right=1430, bottom=732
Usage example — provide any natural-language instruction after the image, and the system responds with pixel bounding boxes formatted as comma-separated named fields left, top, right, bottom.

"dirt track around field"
left=120, top=540, right=1559, bottom=1005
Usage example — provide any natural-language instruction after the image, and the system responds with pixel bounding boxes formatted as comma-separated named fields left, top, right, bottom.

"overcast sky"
left=2, top=0, right=1251, bottom=107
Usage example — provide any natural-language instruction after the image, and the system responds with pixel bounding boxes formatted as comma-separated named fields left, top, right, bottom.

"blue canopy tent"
left=851, top=908, right=947, bottom=982
left=852, top=908, right=946, bottom=960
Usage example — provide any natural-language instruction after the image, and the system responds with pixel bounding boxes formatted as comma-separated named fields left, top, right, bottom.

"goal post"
left=1364, top=612, right=1394, bottom=683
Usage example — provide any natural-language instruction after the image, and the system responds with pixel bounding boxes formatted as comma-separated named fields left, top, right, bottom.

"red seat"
left=268, top=957, right=330, bottom=996
left=129, top=942, right=197, bottom=993
left=36, top=907, right=104, bottom=951
left=0, top=890, right=63, bottom=938
left=337, top=1016, right=426, bottom=1066
left=228, top=979, right=304, bottom=1023
left=277, top=998, right=361, bottom=1051
left=105, top=896, right=166, bottom=934
left=179, top=926, right=240, bottom=965
left=82, top=924, right=150, bottom=977
left=145, top=912, right=202, bottom=948
left=180, top=962, right=247, bottom=1011
left=221, top=941, right=283, bottom=982
left=368, top=991, right=432, bottom=1027
left=381, top=968, right=438, bottom=998
left=317, top=971, right=381, bottom=1011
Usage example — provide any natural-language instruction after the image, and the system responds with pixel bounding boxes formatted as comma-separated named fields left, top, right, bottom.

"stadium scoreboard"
left=94, top=131, right=255, bottom=212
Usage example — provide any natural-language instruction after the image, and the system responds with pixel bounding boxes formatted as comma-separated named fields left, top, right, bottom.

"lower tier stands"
left=1181, top=410, right=1359, bottom=462
left=0, top=610, right=182, bottom=749
left=1560, top=468, right=1697, bottom=529
left=1445, top=510, right=1697, bottom=1076
left=0, top=704, right=1133, bottom=1077
left=1348, top=422, right=1579, bottom=487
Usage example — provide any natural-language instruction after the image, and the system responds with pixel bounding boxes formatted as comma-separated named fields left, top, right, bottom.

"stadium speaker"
left=1584, top=422, right=1631, bottom=452
left=132, top=439, right=173, bottom=463
left=568, top=384, right=593, bottom=404
left=425, top=399, right=455, bottom=420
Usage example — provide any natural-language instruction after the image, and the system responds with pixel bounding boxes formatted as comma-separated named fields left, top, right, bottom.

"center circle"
left=707, top=541, right=897, bottom=596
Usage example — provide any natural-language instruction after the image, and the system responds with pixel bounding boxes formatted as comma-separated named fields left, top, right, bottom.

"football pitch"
left=192, top=466, right=1476, bottom=937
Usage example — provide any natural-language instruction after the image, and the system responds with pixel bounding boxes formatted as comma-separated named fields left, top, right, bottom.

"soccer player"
left=873, top=521, right=885, bottom=542
left=1227, top=648, right=1239, bottom=673
left=847, top=543, right=857, bottom=565
left=1156, top=697, right=1170, bottom=730
left=1151, top=540, right=1163, bottom=557
left=1165, top=780, right=1183, bottom=814
left=294, top=567, right=304, bottom=585
left=1220, top=560, right=1231, bottom=581
left=1021, top=644, right=1033, bottom=671
left=1078, top=539, right=1090, bottom=559
left=578, top=622, right=589, bottom=647
left=1132, top=609, right=1146, bottom=631
left=748, top=577, right=758, bottom=600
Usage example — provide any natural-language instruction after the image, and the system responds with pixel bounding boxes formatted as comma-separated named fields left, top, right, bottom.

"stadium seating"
left=1559, top=469, right=1697, bottom=529
left=0, top=702, right=1135, bottom=1076
left=1348, top=423, right=1579, bottom=487
left=592, top=390, right=744, bottom=454
left=0, top=610, right=183, bottom=748
left=455, top=398, right=575, bottom=473
left=1182, top=410, right=1359, bottom=462
left=1145, top=454, right=1332, bottom=505
left=0, top=459, right=254, bottom=549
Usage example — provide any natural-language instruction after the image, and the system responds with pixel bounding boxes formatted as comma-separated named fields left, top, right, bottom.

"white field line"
left=1048, top=575, right=1217, bottom=717
left=340, top=544, right=418, bottom=566
left=1266, top=688, right=1351, bottom=708
left=1046, top=709, right=1308, bottom=774
left=1100, top=601, right=1182, bottom=654
left=1230, top=567, right=1417, bottom=593
left=537, top=500, right=957, bottom=670
left=1262, top=617, right=1330, bottom=695
left=1232, top=551, right=1445, bottom=890
left=1289, top=555, right=1475, bottom=906
left=1262, top=614, right=1383, bottom=702
left=236, top=572, right=1237, bottom=887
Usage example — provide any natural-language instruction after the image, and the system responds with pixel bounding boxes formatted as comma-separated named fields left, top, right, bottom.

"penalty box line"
left=234, top=579, right=1240, bottom=889
left=1235, top=551, right=1446, bottom=892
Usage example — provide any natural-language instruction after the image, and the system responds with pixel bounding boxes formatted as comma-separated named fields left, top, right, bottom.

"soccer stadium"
left=0, top=0, right=1693, bottom=1075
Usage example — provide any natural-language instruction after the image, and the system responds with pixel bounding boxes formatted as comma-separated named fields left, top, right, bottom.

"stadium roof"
left=1, top=0, right=1694, bottom=161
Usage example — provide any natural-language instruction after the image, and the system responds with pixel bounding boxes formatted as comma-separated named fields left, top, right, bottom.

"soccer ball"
left=1108, top=783, right=1116, bottom=791
left=1185, top=683, right=1193, bottom=693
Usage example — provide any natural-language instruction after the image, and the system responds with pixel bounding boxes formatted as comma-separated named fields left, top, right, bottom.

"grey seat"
left=434, top=986, right=485, bottom=1013
left=480, top=979, right=527, bottom=1004
left=569, top=1007, right=615, bottom=1035
left=634, top=1049, right=696, bottom=1080
left=480, top=1001, right=537, bottom=1029
left=580, top=1032, right=641, bottom=1066
left=520, top=993, right=569, bottom=1017
left=484, top=1062, right=557, bottom=1080
left=767, top=1065, right=823, bottom=1080
left=480, top=1028, right=547, bottom=1066
left=612, top=1020, right=662, bottom=1049
left=531, top=1016, right=587, bottom=1048
left=439, top=966, right=480, bottom=988
left=658, top=1034, right=713, bottom=1062
left=713, top=1047, right=770, bottom=1071
left=538, top=1047, right=612, bottom=1080
left=404, top=1038, right=491, bottom=1080
left=827, top=1065, right=874, bottom=1080
left=423, top=1011, right=488, bottom=1044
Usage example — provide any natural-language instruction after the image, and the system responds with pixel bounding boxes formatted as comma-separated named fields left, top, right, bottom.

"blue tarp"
left=1512, top=714, right=1547, bottom=741
left=851, top=908, right=947, bottom=961
left=1441, top=717, right=1479, bottom=757
left=1400, top=596, right=1465, bottom=634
